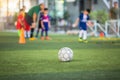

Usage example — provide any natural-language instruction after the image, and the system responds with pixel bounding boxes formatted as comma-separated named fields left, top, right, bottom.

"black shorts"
left=38, top=20, right=42, bottom=29
left=25, top=13, right=33, bottom=26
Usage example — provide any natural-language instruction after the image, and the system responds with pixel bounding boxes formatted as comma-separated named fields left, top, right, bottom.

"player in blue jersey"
left=73, top=9, right=91, bottom=43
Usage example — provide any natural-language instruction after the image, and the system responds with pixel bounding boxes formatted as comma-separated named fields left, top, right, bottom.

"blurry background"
left=0, top=0, right=119, bottom=33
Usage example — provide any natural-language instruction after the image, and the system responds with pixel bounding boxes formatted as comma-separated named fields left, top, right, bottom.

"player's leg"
left=40, top=29, right=44, bottom=40
left=83, top=30, right=88, bottom=43
left=79, top=30, right=83, bottom=38
left=29, top=22, right=37, bottom=40
left=45, top=30, right=51, bottom=40
left=25, top=14, right=36, bottom=40
left=25, top=30, right=30, bottom=38
left=45, top=25, right=51, bottom=40
left=30, top=28, right=34, bottom=38
left=78, top=30, right=84, bottom=42
left=24, top=30, right=27, bottom=38
left=36, top=21, right=41, bottom=38
left=24, top=19, right=31, bottom=38
left=28, top=31, right=30, bottom=38
left=18, top=30, right=21, bottom=37
left=36, top=28, right=40, bottom=38
left=45, top=31, right=48, bottom=37
left=41, top=29, right=44, bottom=37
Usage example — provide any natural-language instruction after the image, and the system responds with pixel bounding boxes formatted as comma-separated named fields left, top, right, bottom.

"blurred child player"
left=35, top=8, right=44, bottom=38
left=41, top=8, right=51, bottom=40
left=73, top=9, right=91, bottom=43
left=16, top=9, right=25, bottom=36
left=22, top=5, right=30, bottom=38
left=25, top=3, right=45, bottom=40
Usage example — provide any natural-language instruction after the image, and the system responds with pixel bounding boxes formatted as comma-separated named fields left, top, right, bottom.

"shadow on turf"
left=0, top=70, right=120, bottom=80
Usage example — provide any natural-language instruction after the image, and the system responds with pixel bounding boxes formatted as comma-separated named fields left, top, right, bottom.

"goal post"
left=87, top=20, right=120, bottom=37
left=105, top=20, right=120, bottom=37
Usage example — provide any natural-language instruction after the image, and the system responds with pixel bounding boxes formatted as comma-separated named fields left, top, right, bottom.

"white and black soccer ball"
left=58, top=47, right=73, bottom=62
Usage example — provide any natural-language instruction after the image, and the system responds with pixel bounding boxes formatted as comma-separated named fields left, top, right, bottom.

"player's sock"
left=29, top=28, right=36, bottom=40
left=28, top=31, right=30, bottom=38
left=41, top=30, right=44, bottom=37
left=83, top=30, right=87, bottom=40
left=18, top=30, right=21, bottom=37
left=24, top=31, right=29, bottom=38
left=30, top=28, right=34, bottom=38
left=26, top=32, right=30, bottom=38
left=40, top=30, right=45, bottom=40
left=45, top=31, right=51, bottom=40
left=45, top=31, right=48, bottom=37
left=36, top=29, right=39, bottom=38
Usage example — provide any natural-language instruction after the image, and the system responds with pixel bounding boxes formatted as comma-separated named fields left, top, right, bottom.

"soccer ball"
left=58, top=47, right=73, bottom=62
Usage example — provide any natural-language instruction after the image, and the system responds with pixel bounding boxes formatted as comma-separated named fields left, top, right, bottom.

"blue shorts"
left=79, top=22, right=87, bottom=30
left=42, top=22, right=49, bottom=31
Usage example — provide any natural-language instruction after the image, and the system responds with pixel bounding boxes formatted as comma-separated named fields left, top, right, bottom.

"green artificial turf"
left=0, top=32, right=120, bottom=80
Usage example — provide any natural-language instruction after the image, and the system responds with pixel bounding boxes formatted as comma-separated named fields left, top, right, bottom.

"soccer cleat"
left=45, top=36, right=51, bottom=40
left=40, top=37, right=45, bottom=40
left=83, top=40, right=88, bottom=43
left=78, top=38, right=83, bottom=42
left=29, top=37, right=36, bottom=41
